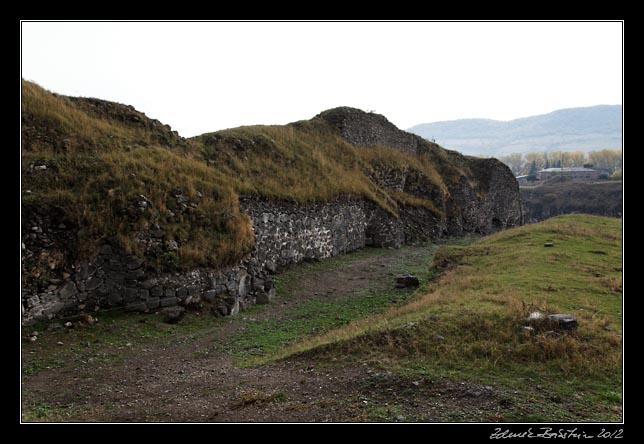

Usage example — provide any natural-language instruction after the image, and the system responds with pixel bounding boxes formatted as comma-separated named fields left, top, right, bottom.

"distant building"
left=515, top=175, right=530, bottom=184
left=537, top=167, right=600, bottom=181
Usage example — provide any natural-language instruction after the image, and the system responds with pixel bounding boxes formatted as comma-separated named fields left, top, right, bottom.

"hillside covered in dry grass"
left=22, top=80, right=517, bottom=271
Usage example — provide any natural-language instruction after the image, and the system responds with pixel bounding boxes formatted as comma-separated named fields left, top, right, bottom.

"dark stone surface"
left=159, top=306, right=185, bottom=324
left=548, top=314, right=578, bottom=330
left=203, top=290, right=217, bottom=303
left=126, top=302, right=148, bottom=312
left=395, top=274, right=420, bottom=289
left=160, top=297, right=178, bottom=307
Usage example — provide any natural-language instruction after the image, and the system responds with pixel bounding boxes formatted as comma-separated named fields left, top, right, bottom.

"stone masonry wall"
left=241, top=198, right=368, bottom=273
left=21, top=107, right=523, bottom=325
left=22, top=197, right=404, bottom=325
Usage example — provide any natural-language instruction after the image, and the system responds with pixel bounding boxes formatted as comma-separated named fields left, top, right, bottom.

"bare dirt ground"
left=21, top=246, right=510, bottom=423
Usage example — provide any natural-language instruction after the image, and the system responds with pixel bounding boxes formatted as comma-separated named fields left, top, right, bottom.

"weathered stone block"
left=203, top=290, right=218, bottom=303
left=395, top=274, right=419, bottom=289
left=107, top=293, right=123, bottom=306
left=85, top=276, right=103, bottom=291
left=141, top=279, right=157, bottom=290
left=160, top=306, right=184, bottom=324
left=187, top=284, right=201, bottom=296
left=238, top=273, right=251, bottom=297
left=126, top=269, right=145, bottom=280
left=127, top=257, right=144, bottom=270
left=160, top=296, right=178, bottom=307
left=58, top=281, right=78, bottom=299
left=548, top=314, right=578, bottom=330
left=124, top=288, right=139, bottom=302
left=126, top=302, right=147, bottom=312
left=251, top=277, right=265, bottom=291
left=150, top=286, right=164, bottom=297
left=255, top=288, right=276, bottom=305
left=108, top=271, right=126, bottom=281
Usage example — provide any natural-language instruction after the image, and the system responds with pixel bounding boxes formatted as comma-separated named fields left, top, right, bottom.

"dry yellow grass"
left=264, top=215, right=622, bottom=385
left=22, top=79, right=502, bottom=269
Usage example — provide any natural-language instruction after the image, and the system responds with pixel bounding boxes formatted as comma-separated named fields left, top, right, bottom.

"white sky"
left=21, top=21, right=622, bottom=138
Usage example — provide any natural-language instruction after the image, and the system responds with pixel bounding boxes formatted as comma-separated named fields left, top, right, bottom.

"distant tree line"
left=496, top=149, right=622, bottom=179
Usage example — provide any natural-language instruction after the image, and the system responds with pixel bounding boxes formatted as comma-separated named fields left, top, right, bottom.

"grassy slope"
left=268, top=215, right=623, bottom=421
left=22, top=81, right=461, bottom=268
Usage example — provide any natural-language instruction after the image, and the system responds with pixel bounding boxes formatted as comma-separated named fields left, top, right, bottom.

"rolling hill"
left=407, top=105, right=622, bottom=157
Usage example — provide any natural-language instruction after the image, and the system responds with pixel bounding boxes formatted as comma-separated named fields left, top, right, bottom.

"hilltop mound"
left=21, top=80, right=522, bottom=324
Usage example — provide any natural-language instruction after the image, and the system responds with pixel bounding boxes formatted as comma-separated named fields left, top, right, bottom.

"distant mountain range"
left=407, top=105, right=622, bottom=157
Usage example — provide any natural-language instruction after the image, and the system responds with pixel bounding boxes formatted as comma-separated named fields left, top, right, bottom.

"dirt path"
left=22, top=245, right=505, bottom=423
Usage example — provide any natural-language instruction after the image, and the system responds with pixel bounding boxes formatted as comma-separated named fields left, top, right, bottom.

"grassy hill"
left=21, top=80, right=491, bottom=271
left=408, top=105, right=622, bottom=157
left=266, top=214, right=623, bottom=421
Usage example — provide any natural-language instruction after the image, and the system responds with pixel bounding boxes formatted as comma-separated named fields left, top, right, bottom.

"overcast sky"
left=21, top=21, right=622, bottom=138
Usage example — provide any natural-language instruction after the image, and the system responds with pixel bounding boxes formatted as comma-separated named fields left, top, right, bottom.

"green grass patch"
left=21, top=310, right=221, bottom=378
left=226, top=245, right=441, bottom=366
left=268, top=215, right=622, bottom=421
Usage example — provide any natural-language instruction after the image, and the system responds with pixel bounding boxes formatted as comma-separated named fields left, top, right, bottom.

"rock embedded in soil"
left=159, top=306, right=185, bottom=324
left=395, top=274, right=419, bottom=289
left=547, top=313, right=578, bottom=330
left=525, top=312, right=578, bottom=331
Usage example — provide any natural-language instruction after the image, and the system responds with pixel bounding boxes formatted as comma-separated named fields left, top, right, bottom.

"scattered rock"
left=527, top=311, right=545, bottom=321
left=64, top=321, right=73, bottom=329
left=547, top=314, right=578, bottom=330
left=29, top=336, right=37, bottom=342
left=46, top=322, right=64, bottom=332
left=56, top=341, right=64, bottom=346
left=216, top=305, right=229, bottom=317
left=256, top=287, right=276, bottom=305
left=544, top=242, right=554, bottom=247
left=265, top=260, right=278, bottom=274
left=58, top=281, right=78, bottom=299
left=522, top=326, right=535, bottom=333
left=395, top=274, right=419, bottom=288
left=526, top=312, right=578, bottom=331
left=434, top=334, right=445, bottom=341
left=159, top=306, right=185, bottom=324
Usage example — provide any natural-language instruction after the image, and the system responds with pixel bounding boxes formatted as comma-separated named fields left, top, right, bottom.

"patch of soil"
left=21, top=246, right=510, bottom=423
